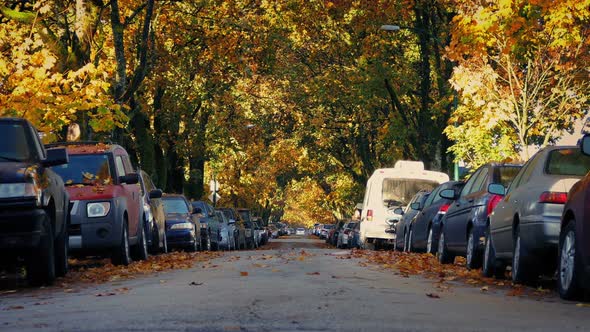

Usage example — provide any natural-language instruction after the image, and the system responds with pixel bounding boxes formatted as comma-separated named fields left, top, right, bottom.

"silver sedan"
left=483, top=145, right=590, bottom=284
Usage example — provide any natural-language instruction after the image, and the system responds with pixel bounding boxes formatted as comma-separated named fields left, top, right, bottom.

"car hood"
left=66, top=185, right=117, bottom=201
left=165, top=213, right=190, bottom=223
left=0, top=162, right=35, bottom=183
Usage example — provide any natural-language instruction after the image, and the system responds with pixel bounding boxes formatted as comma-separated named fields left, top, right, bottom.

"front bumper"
left=0, top=207, right=47, bottom=250
left=68, top=199, right=122, bottom=250
left=166, top=228, right=196, bottom=247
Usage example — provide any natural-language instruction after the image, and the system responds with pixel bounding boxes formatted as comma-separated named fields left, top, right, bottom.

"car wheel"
left=161, top=231, right=169, bottom=254
left=466, top=228, right=482, bottom=270
left=54, top=220, right=69, bottom=278
left=112, top=221, right=131, bottom=266
left=205, top=234, right=212, bottom=251
left=558, top=221, right=582, bottom=300
left=403, top=230, right=409, bottom=252
left=408, top=228, right=414, bottom=253
left=483, top=228, right=499, bottom=278
left=426, top=226, right=436, bottom=255
left=132, top=224, right=149, bottom=261
left=437, top=229, right=454, bottom=264
left=512, top=226, right=534, bottom=284
left=28, top=217, right=56, bottom=286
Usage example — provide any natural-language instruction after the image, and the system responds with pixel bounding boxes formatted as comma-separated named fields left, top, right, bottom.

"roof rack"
left=45, top=141, right=115, bottom=148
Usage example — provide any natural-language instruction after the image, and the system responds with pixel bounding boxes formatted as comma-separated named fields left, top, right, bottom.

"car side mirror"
left=119, top=173, right=139, bottom=184
left=440, top=189, right=457, bottom=200
left=393, top=207, right=404, bottom=215
left=149, top=189, right=162, bottom=199
left=581, top=134, right=590, bottom=156
left=43, top=148, right=69, bottom=167
left=488, top=183, right=506, bottom=196
left=410, top=202, right=421, bottom=211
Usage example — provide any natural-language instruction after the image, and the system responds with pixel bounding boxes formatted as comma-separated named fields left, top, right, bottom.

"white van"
left=360, top=161, right=449, bottom=249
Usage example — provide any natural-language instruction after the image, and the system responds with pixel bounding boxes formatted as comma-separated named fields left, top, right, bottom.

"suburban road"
left=1, top=237, right=589, bottom=332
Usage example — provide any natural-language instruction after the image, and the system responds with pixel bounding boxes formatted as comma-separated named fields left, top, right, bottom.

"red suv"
left=49, top=142, right=146, bottom=265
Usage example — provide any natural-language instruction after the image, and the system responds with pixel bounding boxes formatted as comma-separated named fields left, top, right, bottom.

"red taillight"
left=367, top=209, right=373, bottom=221
left=487, top=194, right=503, bottom=216
left=539, top=192, right=568, bottom=204
left=438, top=203, right=451, bottom=214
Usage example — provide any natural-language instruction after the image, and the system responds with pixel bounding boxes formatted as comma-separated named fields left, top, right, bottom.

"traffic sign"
left=209, top=180, right=220, bottom=192
left=208, top=192, right=221, bottom=203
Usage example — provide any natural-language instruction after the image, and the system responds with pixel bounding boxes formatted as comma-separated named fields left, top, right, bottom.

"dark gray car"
left=393, top=190, right=430, bottom=252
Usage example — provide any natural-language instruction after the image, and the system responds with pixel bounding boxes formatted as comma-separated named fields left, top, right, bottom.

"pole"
left=213, top=174, right=217, bottom=207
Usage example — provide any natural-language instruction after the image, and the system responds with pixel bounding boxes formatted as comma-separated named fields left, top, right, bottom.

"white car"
left=295, top=228, right=305, bottom=235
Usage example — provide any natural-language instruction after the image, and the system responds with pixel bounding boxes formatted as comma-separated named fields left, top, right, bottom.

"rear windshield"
left=382, top=178, right=439, bottom=206
left=53, top=154, right=112, bottom=185
left=546, top=148, right=590, bottom=176
left=162, top=198, right=189, bottom=214
left=324, top=225, right=333, bottom=229
left=0, top=123, right=31, bottom=161
left=497, top=166, right=522, bottom=187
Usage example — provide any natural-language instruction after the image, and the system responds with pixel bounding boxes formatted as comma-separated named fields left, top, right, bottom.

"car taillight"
left=539, top=191, right=568, bottom=204
left=438, top=203, right=450, bottom=214
left=367, top=209, right=373, bottom=221
left=487, top=194, right=503, bottom=216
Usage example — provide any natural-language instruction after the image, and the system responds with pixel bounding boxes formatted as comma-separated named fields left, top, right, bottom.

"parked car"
left=319, top=224, right=333, bottom=239
left=484, top=146, right=590, bottom=284
left=360, top=161, right=449, bottom=250
left=219, top=207, right=247, bottom=249
left=268, top=224, right=279, bottom=239
left=162, top=194, right=201, bottom=251
left=328, top=221, right=346, bottom=246
left=558, top=134, right=590, bottom=299
left=313, top=223, right=321, bottom=236
left=437, top=163, right=522, bottom=268
left=348, top=222, right=361, bottom=249
left=50, top=141, right=146, bottom=266
left=296, top=228, right=306, bottom=236
left=0, top=118, right=69, bottom=285
left=237, top=208, right=257, bottom=249
left=138, top=170, right=167, bottom=254
left=393, top=190, right=430, bottom=252
left=405, top=181, right=465, bottom=254
left=336, top=222, right=357, bottom=249
left=254, top=221, right=268, bottom=245
left=192, top=201, right=218, bottom=251
left=215, top=210, right=235, bottom=250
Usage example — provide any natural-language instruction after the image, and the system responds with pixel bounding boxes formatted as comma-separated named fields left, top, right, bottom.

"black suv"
left=0, top=118, right=69, bottom=285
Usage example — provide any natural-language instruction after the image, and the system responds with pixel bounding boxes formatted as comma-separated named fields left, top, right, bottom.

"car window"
left=382, top=178, right=439, bottom=207
left=495, top=166, right=522, bottom=188
left=545, top=148, right=590, bottom=176
left=469, top=167, right=489, bottom=194
left=162, top=198, right=189, bottom=214
left=115, top=156, right=126, bottom=177
left=29, top=125, right=45, bottom=159
left=424, top=185, right=443, bottom=207
left=514, top=152, right=543, bottom=188
left=460, top=168, right=482, bottom=197
left=53, top=154, right=112, bottom=185
left=122, top=156, right=134, bottom=174
left=0, top=123, right=31, bottom=161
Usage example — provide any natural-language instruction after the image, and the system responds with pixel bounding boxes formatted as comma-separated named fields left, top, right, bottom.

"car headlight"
left=87, top=202, right=111, bottom=218
left=170, top=222, right=194, bottom=230
left=0, top=182, right=41, bottom=205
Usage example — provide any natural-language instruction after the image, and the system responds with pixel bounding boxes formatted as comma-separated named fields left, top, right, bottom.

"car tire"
left=54, top=220, right=69, bottom=278
left=132, top=224, right=149, bottom=261
left=188, top=229, right=199, bottom=252
left=483, top=228, right=500, bottom=278
left=426, top=226, right=436, bottom=255
left=403, top=230, right=409, bottom=252
left=112, top=221, right=132, bottom=266
left=161, top=231, right=168, bottom=254
left=28, top=217, right=56, bottom=286
left=512, top=226, right=534, bottom=284
left=408, top=228, right=415, bottom=253
left=437, top=228, right=455, bottom=264
left=558, top=221, right=583, bottom=300
left=466, top=228, right=482, bottom=270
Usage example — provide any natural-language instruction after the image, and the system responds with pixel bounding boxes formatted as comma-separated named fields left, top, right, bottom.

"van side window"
left=115, top=156, right=126, bottom=177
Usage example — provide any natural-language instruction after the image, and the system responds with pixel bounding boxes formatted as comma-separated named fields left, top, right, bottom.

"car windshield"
left=382, top=178, right=439, bottom=206
left=52, top=154, right=112, bottom=185
left=238, top=210, right=251, bottom=222
left=0, top=123, right=31, bottom=162
left=497, top=166, right=522, bottom=187
left=162, top=198, right=189, bottom=214
left=545, top=148, right=590, bottom=176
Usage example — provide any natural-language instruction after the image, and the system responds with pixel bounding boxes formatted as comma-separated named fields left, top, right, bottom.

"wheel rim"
left=207, top=237, right=211, bottom=251
left=403, top=232, right=408, bottom=252
left=560, top=230, right=575, bottom=291
left=409, top=230, right=413, bottom=252
left=427, top=228, right=433, bottom=253
left=163, top=234, right=168, bottom=253
left=438, top=232, right=445, bottom=258
left=123, top=228, right=130, bottom=261
left=484, top=234, right=491, bottom=272
left=513, top=235, right=521, bottom=278
left=142, top=227, right=148, bottom=255
left=467, top=232, right=474, bottom=266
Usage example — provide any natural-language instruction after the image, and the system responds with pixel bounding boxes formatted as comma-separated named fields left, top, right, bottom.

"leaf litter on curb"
left=350, top=249, right=556, bottom=299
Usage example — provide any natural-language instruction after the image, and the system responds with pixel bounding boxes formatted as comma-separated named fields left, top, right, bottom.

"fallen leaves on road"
left=95, top=287, right=130, bottom=297
left=426, top=293, right=440, bottom=299
left=306, top=272, right=321, bottom=276
left=240, top=271, right=249, bottom=276
left=62, top=251, right=222, bottom=286
left=189, top=282, right=204, bottom=286
left=3, top=305, right=24, bottom=310
left=351, top=249, right=555, bottom=299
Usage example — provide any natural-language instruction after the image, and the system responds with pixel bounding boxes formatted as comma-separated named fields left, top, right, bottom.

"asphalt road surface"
left=1, top=237, right=589, bottom=331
